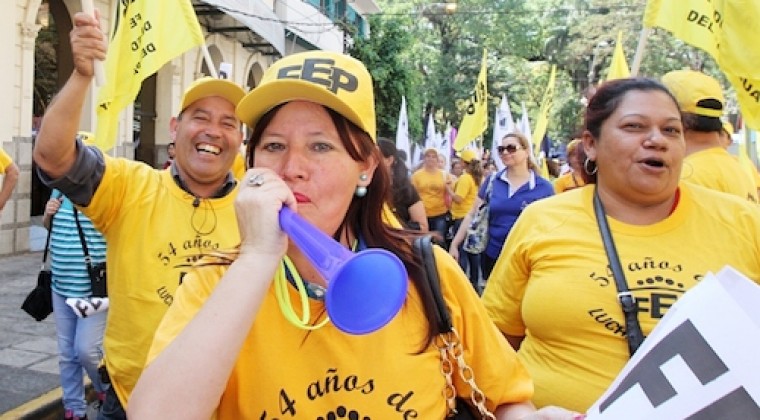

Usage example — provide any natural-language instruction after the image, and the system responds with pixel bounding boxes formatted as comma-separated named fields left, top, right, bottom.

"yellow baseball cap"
left=458, top=149, right=478, bottom=163
left=180, top=77, right=246, bottom=112
left=661, top=70, right=724, bottom=118
left=236, top=51, right=376, bottom=141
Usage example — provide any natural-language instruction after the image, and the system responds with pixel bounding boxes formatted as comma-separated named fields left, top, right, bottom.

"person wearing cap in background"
left=662, top=69, right=758, bottom=202
left=450, top=157, right=464, bottom=179
left=412, top=148, right=454, bottom=245
left=42, top=132, right=109, bottom=420
left=0, top=146, right=19, bottom=219
left=32, top=11, right=246, bottom=418
left=129, top=50, right=576, bottom=420
left=448, top=149, right=484, bottom=291
left=720, top=121, right=760, bottom=198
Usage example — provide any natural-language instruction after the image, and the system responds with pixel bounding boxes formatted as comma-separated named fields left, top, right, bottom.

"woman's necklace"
left=274, top=256, right=330, bottom=330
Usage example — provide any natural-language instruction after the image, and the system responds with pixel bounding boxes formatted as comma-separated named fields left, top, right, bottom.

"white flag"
left=424, top=113, right=437, bottom=154
left=518, top=102, right=534, bottom=159
left=492, top=94, right=516, bottom=170
left=395, top=96, right=411, bottom=168
left=440, top=122, right=453, bottom=170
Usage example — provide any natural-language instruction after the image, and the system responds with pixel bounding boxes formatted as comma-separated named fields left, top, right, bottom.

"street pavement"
left=0, top=250, right=63, bottom=419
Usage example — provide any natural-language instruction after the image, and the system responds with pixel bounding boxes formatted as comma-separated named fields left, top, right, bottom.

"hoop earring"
left=583, top=158, right=598, bottom=176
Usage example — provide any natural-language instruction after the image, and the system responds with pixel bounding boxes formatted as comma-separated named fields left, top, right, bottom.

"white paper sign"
left=219, top=62, right=232, bottom=80
left=586, top=266, right=760, bottom=419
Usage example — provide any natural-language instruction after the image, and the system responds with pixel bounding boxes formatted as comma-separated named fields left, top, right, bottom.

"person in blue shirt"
left=450, top=132, right=554, bottom=280
left=43, top=188, right=109, bottom=420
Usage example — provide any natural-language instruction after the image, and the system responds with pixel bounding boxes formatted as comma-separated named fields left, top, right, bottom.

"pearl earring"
left=355, top=174, right=369, bottom=197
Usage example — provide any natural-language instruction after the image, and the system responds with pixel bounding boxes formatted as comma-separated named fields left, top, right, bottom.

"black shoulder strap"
left=593, top=187, right=645, bottom=356
left=41, top=218, right=53, bottom=265
left=72, top=209, right=95, bottom=275
left=413, top=235, right=453, bottom=334
left=42, top=191, right=64, bottom=265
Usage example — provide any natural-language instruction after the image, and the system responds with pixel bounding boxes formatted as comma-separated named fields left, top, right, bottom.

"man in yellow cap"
left=33, top=11, right=245, bottom=417
left=0, top=147, right=19, bottom=219
left=662, top=69, right=758, bottom=202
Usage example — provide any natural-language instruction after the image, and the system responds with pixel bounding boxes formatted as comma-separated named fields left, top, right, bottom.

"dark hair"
left=681, top=113, right=723, bottom=133
left=582, top=78, right=680, bottom=184
left=246, top=106, right=441, bottom=348
left=546, top=158, right=561, bottom=178
left=466, top=159, right=484, bottom=185
left=585, top=78, right=678, bottom=139
left=378, top=137, right=421, bottom=223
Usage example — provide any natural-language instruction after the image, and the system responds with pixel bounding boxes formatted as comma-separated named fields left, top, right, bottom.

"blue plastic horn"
left=279, top=207, right=408, bottom=334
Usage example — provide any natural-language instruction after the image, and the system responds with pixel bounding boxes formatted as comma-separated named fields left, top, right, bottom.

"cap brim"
left=182, top=79, right=246, bottom=111
left=237, top=79, right=368, bottom=137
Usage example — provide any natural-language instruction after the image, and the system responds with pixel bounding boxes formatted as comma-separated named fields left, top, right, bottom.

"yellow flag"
left=643, top=0, right=760, bottom=129
left=606, top=31, right=630, bottom=81
left=531, top=65, right=556, bottom=159
left=453, top=49, right=488, bottom=151
left=94, top=0, right=205, bottom=151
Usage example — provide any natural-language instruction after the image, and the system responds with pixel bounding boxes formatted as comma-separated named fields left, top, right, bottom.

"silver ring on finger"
left=247, top=173, right=265, bottom=187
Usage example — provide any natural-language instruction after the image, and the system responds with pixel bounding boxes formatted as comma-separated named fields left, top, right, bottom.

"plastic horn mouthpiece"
left=278, top=207, right=408, bottom=334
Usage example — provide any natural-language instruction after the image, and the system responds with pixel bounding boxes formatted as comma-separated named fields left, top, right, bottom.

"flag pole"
left=81, top=0, right=106, bottom=86
left=630, top=28, right=651, bottom=77
left=200, top=43, right=218, bottom=78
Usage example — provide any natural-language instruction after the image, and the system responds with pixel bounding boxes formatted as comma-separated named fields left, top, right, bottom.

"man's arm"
left=0, top=162, right=19, bottom=212
left=33, top=12, right=106, bottom=179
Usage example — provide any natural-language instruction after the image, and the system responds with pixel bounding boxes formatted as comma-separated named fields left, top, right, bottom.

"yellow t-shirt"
left=483, top=184, right=760, bottom=412
left=683, top=147, right=758, bottom=202
left=82, top=154, right=241, bottom=407
left=411, top=169, right=450, bottom=218
left=553, top=171, right=585, bottom=194
left=450, top=172, right=478, bottom=219
left=148, top=246, right=533, bottom=418
left=0, top=149, right=12, bottom=173
left=738, top=153, right=760, bottom=189
left=232, top=152, right=246, bottom=180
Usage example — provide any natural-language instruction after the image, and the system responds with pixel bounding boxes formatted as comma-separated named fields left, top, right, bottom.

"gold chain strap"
left=436, top=328, right=496, bottom=420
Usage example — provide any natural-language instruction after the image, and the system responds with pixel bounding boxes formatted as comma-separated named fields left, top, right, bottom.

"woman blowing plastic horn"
left=129, top=51, right=576, bottom=419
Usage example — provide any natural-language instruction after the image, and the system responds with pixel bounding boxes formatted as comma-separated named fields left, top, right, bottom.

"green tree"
left=349, top=14, right=424, bottom=143
left=365, top=0, right=725, bottom=154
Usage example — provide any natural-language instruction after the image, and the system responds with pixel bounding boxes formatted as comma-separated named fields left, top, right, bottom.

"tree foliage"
left=349, top=14, right=426, bottom=142
left=34, top=19, right=58, bottom=117
left=360, top=0, right=720, bottom=155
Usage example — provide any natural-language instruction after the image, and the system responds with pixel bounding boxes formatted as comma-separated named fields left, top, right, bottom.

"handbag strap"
left=483, top=173, right=496, bottom=204
left=73, top=209, right=95, bottom=274
left=592, top=187, right=645, bottom=356
left=412, top=236, right=495, bottom=420
left=414, top=235, right=452, bottom=334
left=41, top=192, right=64, bottom=266
left=41, top=217, right=53, bottom=266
